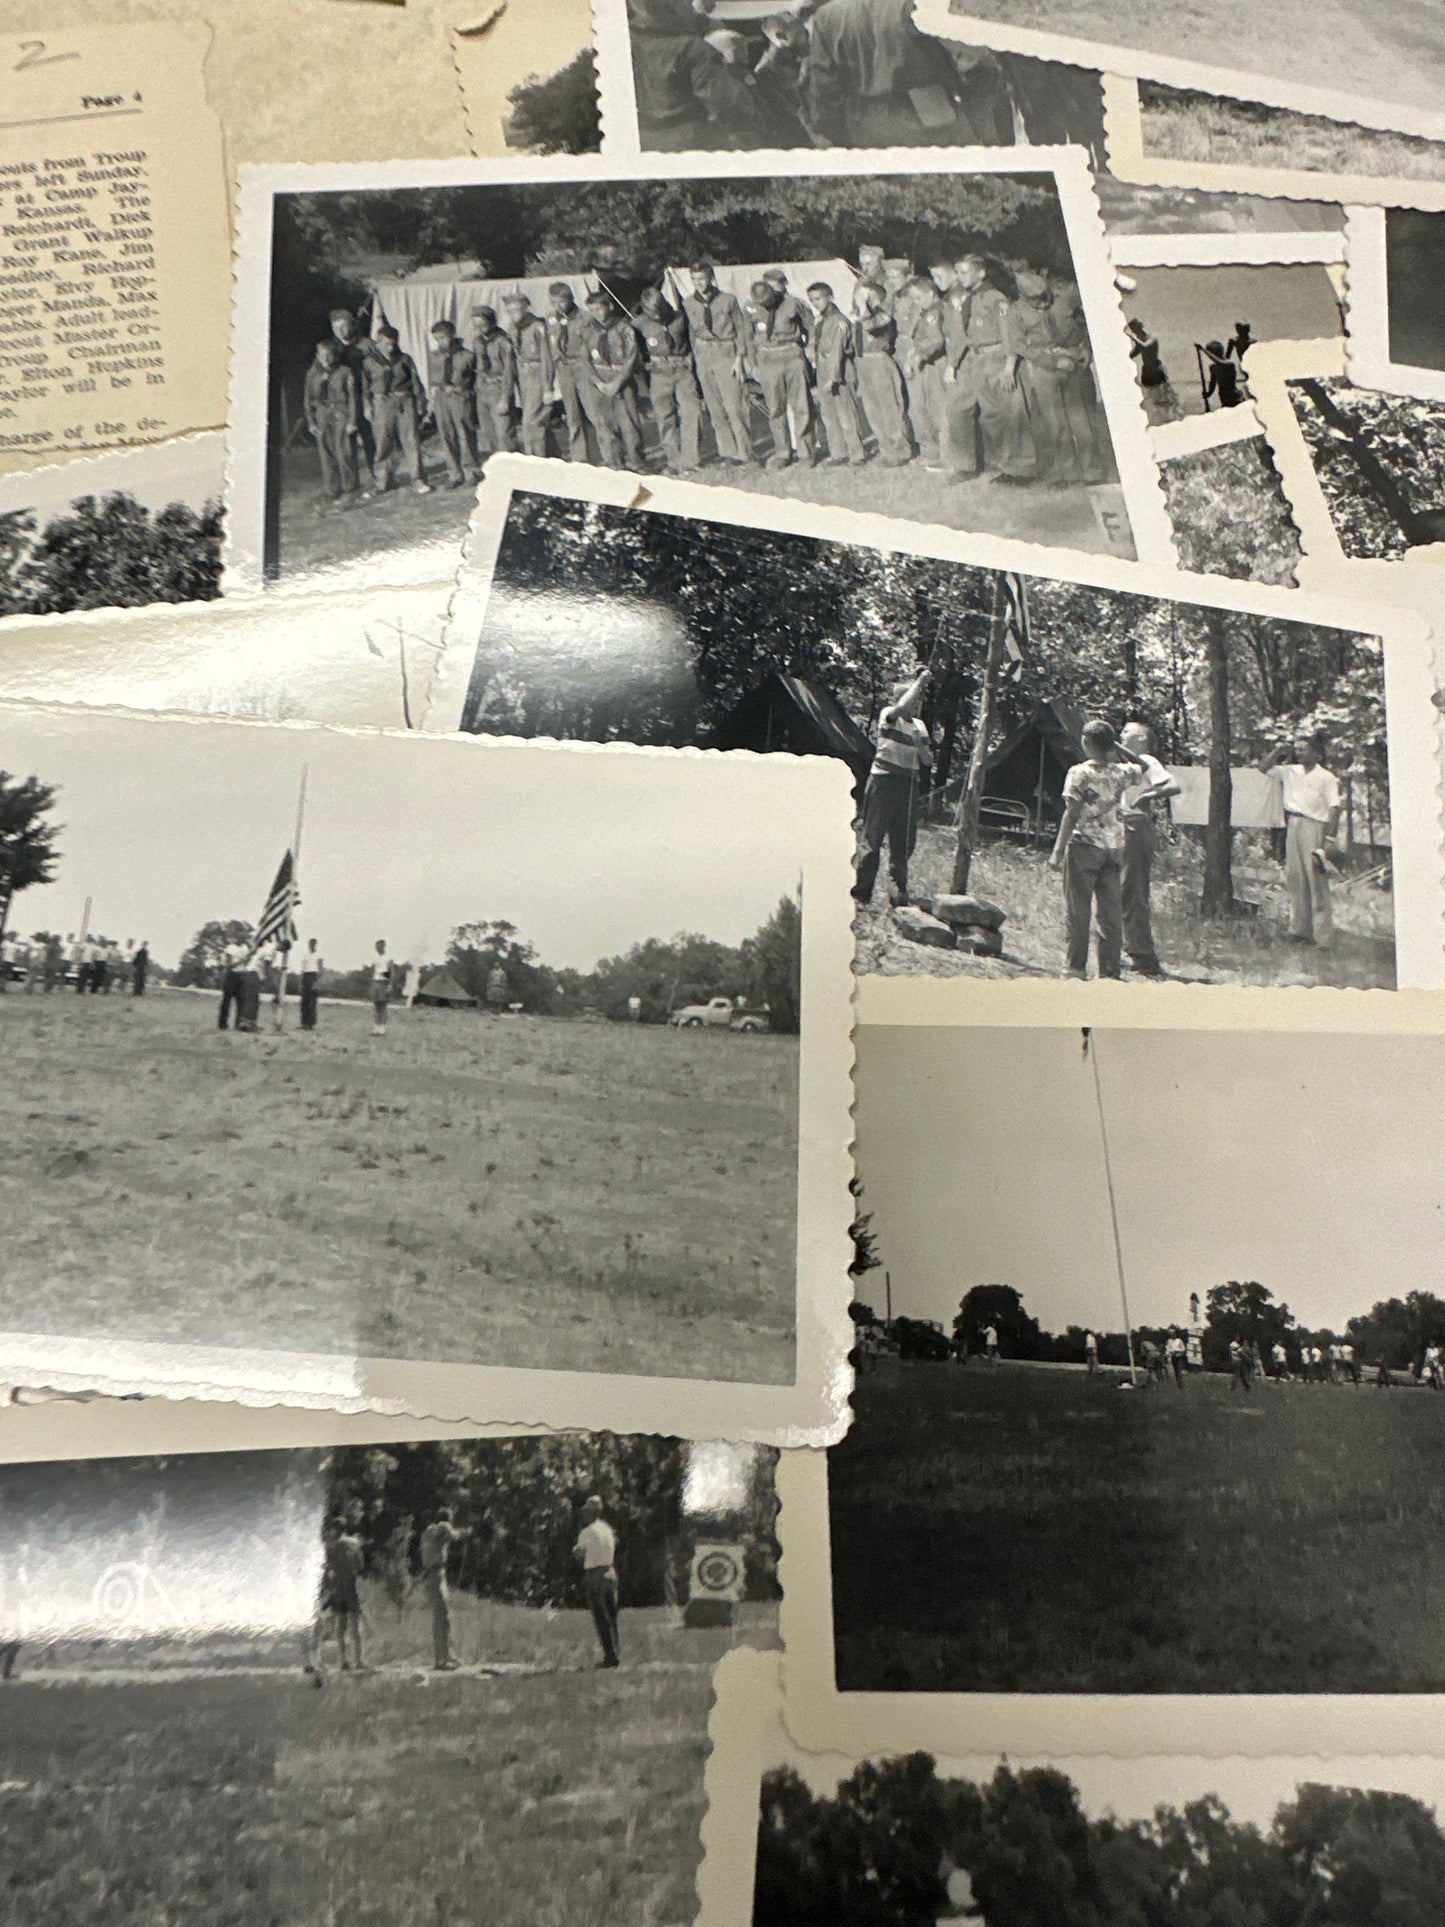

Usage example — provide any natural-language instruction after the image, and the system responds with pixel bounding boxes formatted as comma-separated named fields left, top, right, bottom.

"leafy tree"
left=447, top=918, right=557, bottom=1012
left=504, top=47, right=602, bottom=155
left=173, top=918, right=255, bottom=988
left=890, top=1317, right=952, bottom=1363
left=1161, top=435, right=1303, bottom=587
left=741, top=894, right=802, bottom=1034
left=324, top=1435, right=778, bottom=1608
left=0, top=492, right=222, bottom=615
left=586, top=929, right=746, bottom=1021
left=1202, top=1280, right=1295, bottom=1370
left=0, top=771, right=61, bottom=944
left=953, top=1284, right=1049, bottom=1360
left=848, top=1176, right=882, bottom=1292
left=1347, top=1290, right=1445, bottom=1374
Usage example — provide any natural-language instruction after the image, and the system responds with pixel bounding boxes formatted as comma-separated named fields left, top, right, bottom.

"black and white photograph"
left=753, top=1737, right=1445, bottom=1927
left=831, top=1024, right=1445, bottom=1709
left=1117, top=262, right=1342, bottom=427
left=1158, top=432, right=1303, bottom=586
left=1343, top=205, right=1445, bottom=409
left=0, top=702, right=854, bottom=1434
left=1123, top=72, right=1445, bottom=210
left=225, top=148, right=1172, bottom=592
left=0, top=435, right=225, bottom=623
left=0, top=1431, right=779, bottom=1927
left=917, top=0, right=1445, bottom=143
left=436, top=463, right=1437, bottom=990
left=1285, top=374, right=1445, bottom=559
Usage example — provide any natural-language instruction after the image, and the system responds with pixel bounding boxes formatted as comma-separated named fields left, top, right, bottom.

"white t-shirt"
left=575, top=1520, right=616, bottom=1570
left=983, top=1325, right=998, bottom=1348
left=371, top=956, right=391, bottom=989
left=1122, top=751, right=1172, bottom=811
left=1274, top=761, right=1342, bottom=823
left=303, top=952, right=324, bottom=974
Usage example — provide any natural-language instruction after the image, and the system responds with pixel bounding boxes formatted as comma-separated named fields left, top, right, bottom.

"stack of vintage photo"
left=2, top=2, right=1445, bottom=1920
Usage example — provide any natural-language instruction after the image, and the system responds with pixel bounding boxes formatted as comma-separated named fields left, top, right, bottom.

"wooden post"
left=273, top=766, right=308, bottom=1032
left=951, top=572, right=1006, bottom=895
left=1200, top=611, right=1237, bottom=917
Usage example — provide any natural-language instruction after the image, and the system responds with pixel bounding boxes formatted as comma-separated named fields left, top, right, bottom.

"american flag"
left=1000, top=572, right=1032, bottom=680
left=253, top=850, right=299, bottom=951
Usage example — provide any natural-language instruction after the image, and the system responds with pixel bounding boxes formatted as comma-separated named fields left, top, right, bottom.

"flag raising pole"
left=266, top=767, right=307, bottom=1032
left=1083, top=1028, right=1138, bottom=1386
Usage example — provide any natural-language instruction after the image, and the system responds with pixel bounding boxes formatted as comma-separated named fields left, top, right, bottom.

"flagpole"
left=273, top=766, right=308, bottom=1032
left=1085, top=1028, right=1138, bottom=1386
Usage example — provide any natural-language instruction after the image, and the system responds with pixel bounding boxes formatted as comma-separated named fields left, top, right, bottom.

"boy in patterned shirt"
left=1049, top=719, right=1150, bottom=981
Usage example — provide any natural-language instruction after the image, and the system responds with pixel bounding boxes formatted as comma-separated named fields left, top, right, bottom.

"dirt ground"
left=0, top=991, right=799, bottom=1382
left=0, top=1595, right=775, bottom=1926
left=851, top=822, right=1396, bottom=988
left=271, top=415, right=1134, bottom=582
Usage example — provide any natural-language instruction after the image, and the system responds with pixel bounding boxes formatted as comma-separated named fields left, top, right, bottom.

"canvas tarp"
left=1168, top=766, right=1286, bottom=831
left=371, top=273, right=600, bottom=400
left=414, top=967, right=478, bottom=1006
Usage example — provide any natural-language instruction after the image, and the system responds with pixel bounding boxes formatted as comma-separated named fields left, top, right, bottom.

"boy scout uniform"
left=546, top=300, right=613, bottom=461
left=1006, top=274, right=1084, bottom=482
left=587, top=314, right=645, bottom=468
left=943, top=282, right=1031, bottom=481
left=425, top=337, right=480, bottom=486
left=853, top=308, right=913, bottom=464
left=304, top=355, right=360, bottom=501
left=810, top=301, right=866, bottom=465
left=682, top=282, right=753, bottom=463
left=636, top=307, right=703, bottom=472
left=470, top=317, right=517, bottom=455
left=744, top=290, right=814, bottom=467
left=506, top=307, right=555, bottom=460
left=906, top=297, right=949, bottom=465
left=365, top=346, right=429, bottom=490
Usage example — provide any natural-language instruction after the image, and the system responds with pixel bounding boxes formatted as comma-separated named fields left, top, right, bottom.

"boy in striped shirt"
left=852, top=667, right=933, bottom=907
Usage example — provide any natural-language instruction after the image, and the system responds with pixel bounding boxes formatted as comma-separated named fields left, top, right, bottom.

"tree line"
left=852, top=1278, right=1445, bottom=1378
left=170, top=895, right=803, bottom=1032
left=269, top=169, right=1073, bottom=399
left=755, top=1752, right=1445, bottom=1926
left=477, top=493, right=1389, bottom=911
left=322, top=1437, right=780, bottom=1610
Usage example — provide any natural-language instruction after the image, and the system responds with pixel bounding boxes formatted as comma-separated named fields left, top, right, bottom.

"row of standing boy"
left=301, top=252, right=1110, bottom=508
left=0, top=932, right=148, bottom=996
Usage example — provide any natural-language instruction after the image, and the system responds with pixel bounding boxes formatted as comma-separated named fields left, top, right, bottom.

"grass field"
left=0, top=1592, right=773, bottom=1925
left=1138, top=83, right=1445, bottom=181
left=852, top=824, right=1395, bottom=987
left=0, top=990, right=798, bottom=1382
left=829, top=1361, right=1445, bottom=1694
left=273, top=433, right=1133, bottom=583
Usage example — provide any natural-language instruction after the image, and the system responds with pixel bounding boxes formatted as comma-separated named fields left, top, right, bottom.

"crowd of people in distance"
left=302, top=251, right=1111, bottom=513
left=0, top=931, right=148, bottom=997
left=305, top=1494, right=623, bottom=1685
left=1126, top=315, right=1254, bottom=425
left=626, top=0, right=1102, bottom=152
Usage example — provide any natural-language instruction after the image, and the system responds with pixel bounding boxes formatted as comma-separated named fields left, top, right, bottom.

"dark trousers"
left=1063, top=840, right=1123, bottom=978
left=584, top=1567, right=621, bottom=1667
left=132, top=961, right=147, bottom=997
left=1121, top=818, right=1160, bottom=967
left=218, top=967, right=242, bottom=1029
left=300, top=973, right=319, bottom=1030
left=237, top=970, right=262, bottom=1031
left=853, top=769, right=917, bottom=904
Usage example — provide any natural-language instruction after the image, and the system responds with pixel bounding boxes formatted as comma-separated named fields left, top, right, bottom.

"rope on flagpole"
left=1084, top=1028, right=1138, bottom=1385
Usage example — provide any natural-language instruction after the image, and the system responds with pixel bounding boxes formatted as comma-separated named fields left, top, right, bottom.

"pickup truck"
left=668, top=996, right=769, bottom=1034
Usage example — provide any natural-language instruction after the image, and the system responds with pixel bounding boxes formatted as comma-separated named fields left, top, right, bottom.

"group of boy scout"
left=301, top=249, right=1107, bottom=509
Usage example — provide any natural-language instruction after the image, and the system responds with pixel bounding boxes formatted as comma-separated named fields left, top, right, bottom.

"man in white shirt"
left=573, top=1496, right=621, bottom=1669
left=418, top=1507, right=465, bottom=1671
left=1084, top=1330, right=1098, bottom=1374
left=1119, top=721, right=1181, bottom=978
left=370, top=939, right=392, bottom=1036
left=981, top=1323, right=1000, bottom=1364
left=1259, top=733, right=1343, bottom=948
left=300, top=937, right=323, bottom=1032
